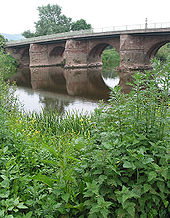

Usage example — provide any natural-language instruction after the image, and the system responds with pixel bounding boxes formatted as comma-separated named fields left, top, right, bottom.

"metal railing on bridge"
left=6, top=22, right=170, bottom=46
left=92, top=22, right=170, bottom=32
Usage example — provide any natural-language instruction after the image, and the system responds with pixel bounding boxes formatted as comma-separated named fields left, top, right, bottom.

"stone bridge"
left=5, top=26, right=170, bottom=97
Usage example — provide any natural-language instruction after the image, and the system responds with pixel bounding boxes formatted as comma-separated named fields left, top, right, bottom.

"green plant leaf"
left=116, top=208, right=126, bottom=218
left=0, top=190, right=10, bottom=198
left=33, top=173, right=54, bottom=187
left=125, top=201, right=136, bottom=217
left=143, top=157, right=154, bottom=164
left=123, top=161, right=136, bottom=169
left=42, top=144, right=58, bottom=158
left=25, top=211, right=33, bottom=218
left=1, top=179, right=10, bottom=188
left=148, top=172, right=157, bottom=182
left=17, top=203, right=28, bottom=209
left=62, top=193, right=70, bottom=203
left=0, top=210, right=4, bottom=217
left=143, top=184, right=151, bottom=193
left=157, top=181, right=165, bottom=193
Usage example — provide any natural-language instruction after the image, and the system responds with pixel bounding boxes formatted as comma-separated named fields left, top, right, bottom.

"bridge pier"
left=65, top=39, right=88, bottom=68
left=118, top=34, right=152, bottom=93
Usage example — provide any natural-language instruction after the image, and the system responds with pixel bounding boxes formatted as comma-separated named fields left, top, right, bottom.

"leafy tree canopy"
left=22, top=4, right=92, bottom=38
left=22, top=30, right=35, bottom=39
left=71, top=19, right=92, bottom=31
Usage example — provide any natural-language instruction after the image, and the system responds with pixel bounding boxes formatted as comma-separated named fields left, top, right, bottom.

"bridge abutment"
left=6, top=46, right=31, bottom=87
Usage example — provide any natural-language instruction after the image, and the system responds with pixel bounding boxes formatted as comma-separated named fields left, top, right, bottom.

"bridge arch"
left=49, top=46, right=65, bottom=57
left=146, top=40, right=170, bottom=61
left=87, top=42, right=120, bottom=66
left=49, top=46, right=65, bottom=65
left=88, top=43, right=110, bottom=65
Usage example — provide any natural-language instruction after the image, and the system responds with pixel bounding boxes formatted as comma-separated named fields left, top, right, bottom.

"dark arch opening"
left=49, top=46, right=65, bottom=66
left=88, top=44, right=120, bottom=89
left=88, top=43, right=109, bottom=64
left=49, top=46, right=65, bottom=57
left=21, top=47, right=30, bottom=67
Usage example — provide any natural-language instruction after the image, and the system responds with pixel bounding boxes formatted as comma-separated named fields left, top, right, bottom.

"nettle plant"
left=77, top=60, right=169, bottom=217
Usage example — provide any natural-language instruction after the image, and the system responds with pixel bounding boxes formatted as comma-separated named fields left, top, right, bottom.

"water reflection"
left=15, top=87, right=99, bottom=115
left=102, top=70, right=119, bottom=88
left=14, top=68, right=119, bottom=114
left=31, top=66, right=67, bottom=93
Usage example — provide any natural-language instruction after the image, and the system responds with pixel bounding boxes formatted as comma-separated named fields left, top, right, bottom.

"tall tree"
left=22, top=4, right=92, bottom=38
left=23, top=4, right=72, bottom=38
left=35, top=4, right=72, bottom=36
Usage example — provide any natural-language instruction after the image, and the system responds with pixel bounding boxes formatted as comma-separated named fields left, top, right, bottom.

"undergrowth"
left=0, top=59, right=169, bottom=217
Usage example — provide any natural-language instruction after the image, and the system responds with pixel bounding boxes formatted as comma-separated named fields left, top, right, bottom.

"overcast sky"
left=1, top=0, right=170, bottom=34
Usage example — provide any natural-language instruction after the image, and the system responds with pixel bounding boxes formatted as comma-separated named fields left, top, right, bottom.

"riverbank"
left=0, top=59, right=169, bottom=217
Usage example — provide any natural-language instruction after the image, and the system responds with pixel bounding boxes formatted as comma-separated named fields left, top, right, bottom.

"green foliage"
left=22, top=4, right=92, bottom=38
left=0, top=60, right=169, bottom=217
left=0, top=35, right=18, bottom=80
left=83, top=59, right=169, bottom=217
left=0, top=34, right=6, bottom=49
left=71, top=19, right=92, bottom=31
left=22, top=30, right=35, bottom=39
left=0, top=49, right=18, bottom=80
left=102, top=47, right=120, bottom=72
left=35, top=4, right=72, bottom=36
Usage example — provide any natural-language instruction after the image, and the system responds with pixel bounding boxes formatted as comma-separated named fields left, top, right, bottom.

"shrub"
left=77, top=59, right=169, bottom=217
left=0, top=49, right=18, bottom=80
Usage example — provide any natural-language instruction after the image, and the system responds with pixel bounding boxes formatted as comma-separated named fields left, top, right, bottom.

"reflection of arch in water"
left=64, top=67, right=111, bottom=99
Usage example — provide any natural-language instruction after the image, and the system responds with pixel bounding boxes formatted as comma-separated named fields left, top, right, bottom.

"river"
left=14, top=70, right=119, bottom=115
